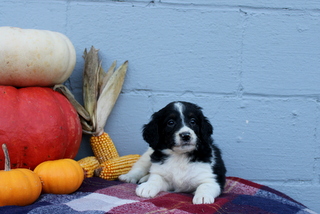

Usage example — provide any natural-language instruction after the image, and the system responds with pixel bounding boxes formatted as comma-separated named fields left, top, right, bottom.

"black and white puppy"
left=119, top=101, right=226, bottom=204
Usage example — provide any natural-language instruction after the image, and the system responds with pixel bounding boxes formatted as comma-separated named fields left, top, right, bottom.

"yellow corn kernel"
left=95, top=154, right=140, bottom=180
left=77, top=156, right=100, bottom=178
left=90, top=132, right=119, bottom=163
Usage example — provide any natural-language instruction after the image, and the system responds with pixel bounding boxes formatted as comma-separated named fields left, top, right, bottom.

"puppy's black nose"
left=180, top=132, right=191, bottom=141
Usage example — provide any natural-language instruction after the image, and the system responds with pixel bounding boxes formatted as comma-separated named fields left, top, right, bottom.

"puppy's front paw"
left=136, top=182, right=160, bottom=198
left=119, top=173, right=140, bottom=184
left=192, top=194, right=215, bottom=204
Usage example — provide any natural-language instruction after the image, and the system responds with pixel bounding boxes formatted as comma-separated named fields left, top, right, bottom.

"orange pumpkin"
left=0, top=86, right=82, bottom=170
left=34, top=159, right=84, bottom=194
left=0, top=144, right=42, bottom=206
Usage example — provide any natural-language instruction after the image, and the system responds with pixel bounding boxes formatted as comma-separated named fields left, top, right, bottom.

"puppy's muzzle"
left=180, top=131, right=191, bottom=142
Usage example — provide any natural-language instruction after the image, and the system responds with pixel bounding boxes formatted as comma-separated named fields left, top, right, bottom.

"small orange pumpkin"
left=34, top=159, right=84, bottom=194
left=0, top=144, right=42, bottom=206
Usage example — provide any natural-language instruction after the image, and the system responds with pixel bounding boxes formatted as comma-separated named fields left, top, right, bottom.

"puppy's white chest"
left=150, top=154, right=209, bottom=192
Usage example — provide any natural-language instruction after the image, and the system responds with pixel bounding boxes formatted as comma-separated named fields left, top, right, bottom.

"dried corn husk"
left=53, top=46, right=128, bottom=137
left=99, top=61, right=117, bottom=95
left=95, top=61, right=128, bottom=136
left=82, top=47, right=100, bottom=131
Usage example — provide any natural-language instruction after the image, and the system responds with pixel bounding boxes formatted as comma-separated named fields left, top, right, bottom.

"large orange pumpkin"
left=0, top=86, right=82, bottom=170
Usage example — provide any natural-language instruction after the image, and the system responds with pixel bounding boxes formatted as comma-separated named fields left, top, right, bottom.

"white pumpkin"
left=0, top=27, right=76, bottom=87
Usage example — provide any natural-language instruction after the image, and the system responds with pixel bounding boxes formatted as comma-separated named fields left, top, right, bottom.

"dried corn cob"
left=77, top=156, right=100, bottom=178
left=53, top=48, right=128, bottom=166
left=95, top=154, right=140, bottom=180
left=90, top=132, right=119, bottom=163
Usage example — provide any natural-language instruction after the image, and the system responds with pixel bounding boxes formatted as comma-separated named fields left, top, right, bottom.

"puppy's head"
left=143, top=101, right=213, bottom=153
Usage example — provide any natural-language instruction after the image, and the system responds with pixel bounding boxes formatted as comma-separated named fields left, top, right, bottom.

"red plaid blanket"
left=1, top=177, right=317, bottom=214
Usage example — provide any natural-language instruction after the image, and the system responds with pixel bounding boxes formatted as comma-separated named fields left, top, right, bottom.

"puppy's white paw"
left=192, top=193, right=215, bottom=204
left=119, top=173, right=140, bottom=184
left=136, top=182, right=160, bottom=198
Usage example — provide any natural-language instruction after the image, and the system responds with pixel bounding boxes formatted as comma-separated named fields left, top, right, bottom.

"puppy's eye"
left=167, top=119, right=175, bottom=127
left=190, top=118, right=196, bottom=125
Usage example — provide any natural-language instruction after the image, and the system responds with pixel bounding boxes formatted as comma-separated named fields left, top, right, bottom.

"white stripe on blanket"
left=65, top=192, right=138, bottom=212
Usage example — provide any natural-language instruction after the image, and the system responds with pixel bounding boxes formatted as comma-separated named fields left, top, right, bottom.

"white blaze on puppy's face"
left=173, top=102, right=197, bottom=153
left=174, top=102, right=186, bottom=126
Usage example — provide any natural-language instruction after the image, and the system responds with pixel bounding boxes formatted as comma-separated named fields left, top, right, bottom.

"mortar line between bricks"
left=236, top=7, right=248, bottom=99
left=250, top=179, right=314, bottom=186
left=122, top=89, right=320, bottom=100
left=158, top=3, right=313, bottom=13
left=313, top=158, right=320, bottom=184
left=243, top=93, right=320, bottom=100
left=314, top=102, right=320, bottom=184
left=54, top=0, right=320, bottom=14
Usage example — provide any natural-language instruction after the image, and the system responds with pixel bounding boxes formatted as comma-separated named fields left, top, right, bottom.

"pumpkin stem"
left=2, top=144, right=11, bottom=171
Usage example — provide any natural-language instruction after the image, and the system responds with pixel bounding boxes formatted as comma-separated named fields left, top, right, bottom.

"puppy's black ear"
left=201, top=116, right=213, bottom=140
left=142, top=113, right=159, bottom=149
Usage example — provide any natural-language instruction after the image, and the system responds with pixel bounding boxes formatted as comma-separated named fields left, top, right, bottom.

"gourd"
left=0, top=144, right=42, bottom=206
left=0, top=26, right=76, bottom=87
left=34, top=159, right=84, bottom=194
left=0, top=86, right=82, bottom=170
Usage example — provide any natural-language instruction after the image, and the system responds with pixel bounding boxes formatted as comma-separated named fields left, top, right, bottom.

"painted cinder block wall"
left=1, top=0, right=319, bottom=212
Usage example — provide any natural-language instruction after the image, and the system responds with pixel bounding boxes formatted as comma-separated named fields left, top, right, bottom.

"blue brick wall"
left=1, top=0, right=319, bottom=211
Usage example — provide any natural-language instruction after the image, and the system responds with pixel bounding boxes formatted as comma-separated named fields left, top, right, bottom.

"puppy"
left=119, top=101, right=226, bottom=204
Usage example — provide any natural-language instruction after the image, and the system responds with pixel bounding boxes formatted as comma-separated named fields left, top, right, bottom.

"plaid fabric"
left=0, top=177, right=317, bottom=214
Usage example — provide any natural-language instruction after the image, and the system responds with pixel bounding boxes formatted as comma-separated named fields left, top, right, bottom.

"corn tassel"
left=95, top=154, right=140, bottom=180
left=90, top=132, right=119, bottom=163
left=77, top=156, right=100, bottom=178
